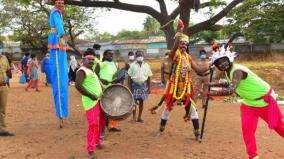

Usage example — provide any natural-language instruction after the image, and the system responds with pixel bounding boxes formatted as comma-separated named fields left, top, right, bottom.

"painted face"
left=84, top=55, right=95, bottom=68
left=55, top=0, right=65, bottom=12
left=179, top=40, right=188, bottom=52
left=215, top=57, right=230, bottom=71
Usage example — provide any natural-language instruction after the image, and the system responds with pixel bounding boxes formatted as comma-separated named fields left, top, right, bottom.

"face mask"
left=128, top=56, right=135, bottom=61
left=200, top=54, right=206, bottom=59
left=165, top=55, right=169, bottom=59
left=95, top=50, right=100, bottom=55
left=137, top=57, right=144, bottom=62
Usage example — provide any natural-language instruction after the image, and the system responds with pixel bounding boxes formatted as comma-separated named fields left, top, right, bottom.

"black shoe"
left=159, top=125, right=165, bottom=132
left=109, top=127, right=121, bottom=132
left=0, top=131, right=15, bottom=136
left=88, top=152, right=97, bottom=159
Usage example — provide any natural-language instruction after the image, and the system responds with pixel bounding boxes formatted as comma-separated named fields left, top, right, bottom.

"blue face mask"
left=200, top=54, right=206, bottom=59
left=94, top=50, right=100, bottom=55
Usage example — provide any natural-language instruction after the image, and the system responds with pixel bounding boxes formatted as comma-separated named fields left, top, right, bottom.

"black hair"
left=200, top=50, right=206, bottom=55
left=31, top=54, right=36, bottom=59
left=102, top=49, right=113, bottom=62
left=128, top=51, right=134, bottom=56
left=93, top=43, right=101, bottom=50
left=135, top=50, right=144, bottom=57
left=83, top=48, right=95, bottom=57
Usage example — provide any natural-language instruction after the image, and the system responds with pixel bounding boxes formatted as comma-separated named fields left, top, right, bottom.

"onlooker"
left=25, top=54, right=40, bottom=92
left=93, top=43, right=101, bottom=61
left=68, top=55, right=78, bottom=85
left=194, top=50, right=210, bottom=108
left=128, top=50, right=153, bottom=122
left=41, top=53, right=51, bottom=86
left=5, top=55, right=12, bottom=88
left=21, top=52, right=30, bottom=81
left=0, top=41, right=14, bottom=136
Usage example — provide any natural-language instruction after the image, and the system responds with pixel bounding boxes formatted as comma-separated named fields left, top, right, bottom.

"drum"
left=100, top=84, right=134, bottom=120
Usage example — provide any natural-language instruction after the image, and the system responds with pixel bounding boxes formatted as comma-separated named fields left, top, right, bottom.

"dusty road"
left=0, top=78, right=283, bottom=159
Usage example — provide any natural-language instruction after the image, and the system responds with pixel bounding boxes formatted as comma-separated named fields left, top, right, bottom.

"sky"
left=94, top=0, right=220, bottom=35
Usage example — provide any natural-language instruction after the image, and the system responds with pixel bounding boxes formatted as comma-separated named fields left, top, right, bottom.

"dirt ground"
left=0, top=74, right=284, bottom=159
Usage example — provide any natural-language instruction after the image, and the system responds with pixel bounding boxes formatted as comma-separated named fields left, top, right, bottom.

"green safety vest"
left=226, top=63, right=270, bottom=107
left=78, top=66, right=103, bottom=110
left=99, top=61, right=117, bottom=88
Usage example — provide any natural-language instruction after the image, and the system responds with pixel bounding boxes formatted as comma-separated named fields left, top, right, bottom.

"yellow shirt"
left=0, top=55, right=10, bottom=83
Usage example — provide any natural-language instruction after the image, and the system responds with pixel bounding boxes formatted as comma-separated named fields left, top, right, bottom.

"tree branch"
left=65, top=0, right=163, bottom=21
left=156, top=0, right=168, bottom=16
left=187, top=0, right=244, bottom=36
left=200, top=1, right=227, bottom=9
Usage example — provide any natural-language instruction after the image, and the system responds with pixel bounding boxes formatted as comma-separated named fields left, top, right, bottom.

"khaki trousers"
left=0, top=85, right=8, bottom=131
left=194, top=75, right=209, bottom=106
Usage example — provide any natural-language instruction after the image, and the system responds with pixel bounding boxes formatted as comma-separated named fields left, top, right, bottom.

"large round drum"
left=100, top=84, right=134, bottom=120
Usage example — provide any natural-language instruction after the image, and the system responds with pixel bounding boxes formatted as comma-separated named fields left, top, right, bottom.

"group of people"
left=0, top=1, right=283, bottom=159
left=74, top=45, right=152, bottom=158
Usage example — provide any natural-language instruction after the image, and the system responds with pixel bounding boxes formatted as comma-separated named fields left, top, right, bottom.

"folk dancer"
left=206, top=46, right=284, bottom=159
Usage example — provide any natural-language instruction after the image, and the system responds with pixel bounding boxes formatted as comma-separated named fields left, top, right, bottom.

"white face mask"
left=128, top=56, right=135, bottom=61
left=137, top=56, right=144, bottom=62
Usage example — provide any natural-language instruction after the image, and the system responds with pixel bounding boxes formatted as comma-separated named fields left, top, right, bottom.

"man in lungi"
left=205, top=46, right=284, bottom=159
left=128, top=51, right=153, bottom=123
left=48, top=0, right=68, bottom=128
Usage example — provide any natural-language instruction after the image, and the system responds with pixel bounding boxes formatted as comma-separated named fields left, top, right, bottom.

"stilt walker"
left=48, top=0, right=68, bottom=128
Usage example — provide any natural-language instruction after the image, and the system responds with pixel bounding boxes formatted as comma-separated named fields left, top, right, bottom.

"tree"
left=116, top=30, right=147, bottom=40
left=224, top=0, right=284, bottom=43
left=143, top=16, right=164, bottom=37
left=0, top=0, right=97, bottom=55
left=65, top=0, right=244, bottom=48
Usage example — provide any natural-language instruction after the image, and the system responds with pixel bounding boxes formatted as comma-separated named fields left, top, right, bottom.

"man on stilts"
left=48, top=0, right=68, bottom=128
left=158, top=20, right=209, bottom=140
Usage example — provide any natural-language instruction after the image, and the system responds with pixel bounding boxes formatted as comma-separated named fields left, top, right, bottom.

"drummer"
left=97, top=50, right=121, bottom=132
left=75, top=50, right=105, bottom=159
left=128, top=50, right=153, bottom=122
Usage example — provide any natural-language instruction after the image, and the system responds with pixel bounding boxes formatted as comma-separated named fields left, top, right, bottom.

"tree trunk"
left=162, top=25, right=175, bottom=49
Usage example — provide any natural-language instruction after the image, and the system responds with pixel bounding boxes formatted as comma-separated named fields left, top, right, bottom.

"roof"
left=112, top=37, right=166, bottom=45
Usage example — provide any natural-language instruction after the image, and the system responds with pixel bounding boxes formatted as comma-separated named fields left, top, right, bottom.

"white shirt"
left=128, top=61, right=152, bottom=84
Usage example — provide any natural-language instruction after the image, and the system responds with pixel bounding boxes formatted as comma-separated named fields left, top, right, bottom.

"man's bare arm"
left=75, top=70, right=98, bottom=100
left=209, top=70, right=245, bottom=96
left=191, top=60, right=210, bottom=74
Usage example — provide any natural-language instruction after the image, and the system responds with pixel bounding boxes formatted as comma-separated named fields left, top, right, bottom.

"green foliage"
left=224, top=0, right=284, bottom=43
left=0, top=0, right=97, bottom=53
left=143, top=16, right=164, bottom=37
left=116, top=30, right=148, bottom=40
left=192, top=30, right=222, bottom=43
